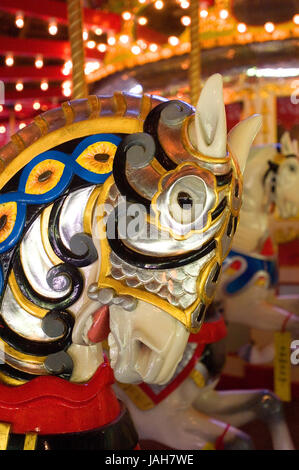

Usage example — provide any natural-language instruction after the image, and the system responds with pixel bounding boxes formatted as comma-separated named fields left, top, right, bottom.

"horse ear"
left=228, top=115, right=262, bottom=174
left=188, top=74, right=227, bottom=158
left=280, top=131, right=294, bottom=156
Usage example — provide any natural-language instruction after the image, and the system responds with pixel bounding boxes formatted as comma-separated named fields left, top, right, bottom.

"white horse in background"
left=115, top=131, right=299, bottom=450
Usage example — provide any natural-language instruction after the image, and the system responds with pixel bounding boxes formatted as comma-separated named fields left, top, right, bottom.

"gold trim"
left=62, top=101, right=75, bottom=126
left=40, top=205, right=62, bottom=266
left=113, top=92, right=127, bottom=116
left=24, top=433, right=38, bottom=450
left=190, top=368, right=205, bottom=388
left=34, top=115, right=49, bottom=137
left=11, top=133, right=26, bottom=153
left=8, top=271, right=48, bottom=319
left=0, top=370, right=26, bottom=386
left=83, top=186, right=102, bottom=235
left=116, top=382, right=155, bottom=411
left=88, top=95, right=101, bottom=119
left=150, top=158, right=167, bottom=176
left=0, top=337, right=46, bottom=365
left=0, top=117, right=143, bottom=189
left=139, top=94, right=152, bottom=121
left=0, top=422, right=10, bottom=450
left=181, top=115, right=231, bottom=165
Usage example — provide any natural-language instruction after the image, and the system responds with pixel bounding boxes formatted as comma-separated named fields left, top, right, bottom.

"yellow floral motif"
left=25, top=160, right=65, bottom=195
left=0, top=201, right=17, bottom=244
left=76, top=141, right=117, bottom=174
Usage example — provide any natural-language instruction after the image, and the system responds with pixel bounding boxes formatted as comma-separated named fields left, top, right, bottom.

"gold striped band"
left=62, top=101, right=75, bottom=126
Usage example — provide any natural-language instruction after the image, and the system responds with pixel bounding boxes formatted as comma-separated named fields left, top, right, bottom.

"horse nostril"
left=177, top=191, right=193, bottom=209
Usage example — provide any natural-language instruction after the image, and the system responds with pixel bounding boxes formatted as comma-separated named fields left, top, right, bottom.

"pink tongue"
left=87, top=305, right=110, bottom=344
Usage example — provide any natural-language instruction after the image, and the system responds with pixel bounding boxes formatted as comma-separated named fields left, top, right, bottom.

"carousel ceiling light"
left=264, top=22, right=275, bottom=33
left=0, top=125, right=6, bottom=134
left=131, top=45, right=141, bottom=55
left=220, top=9, right=229, bottom=20
left=237, top=22, right=247, bottom=33
left=0, top=105, right=3, bottom=113
left=120, top=34, right=129, bottom=44
left=200, top=9, right=208, bottom=18
left=247, top=67, right=299, bottom=78
left=62, top=80, right=72, bottom=97
left=5, top=54, right=14, bottom=67
left=62, top=60, right=72, bottom=76
left=181, top=16, right=191, bottom=26
left=95, top=28, right=103, bottom=36
left=14, top=103, right=22, bottom=112
left=107, top=36, right=116, bottom=46
left=122, top=12, right=132, bottom=21
left=138, top=17, right=148, bottom=25
left=97, top=43, right=107, bottom=52
left=48, top=19, right=58, bottom=36
left=138, top=0, right=146, bottom=3
left=15, top=12, right=24, bottom=29
left=33, top=101, right=41, bottom=110
left=41, top=80, right=49, bottom=91
left=83, top=30, right=88, bottom=41
left=35, top=56, right=44, bottom=69
left=180, top=1, right=190, bottom=9
left=155, top=1, right=164, bottom=10
left=87, top=40, right=96, bottom=49
left=149, top=43, right=158, bottom=52
left=16, top=81, right=24, bottom=92
left=293, top=14, right=299, bottom=25
left=19, top=122, right=26, bottom=130
left=168, top=36, right=179, bottom=46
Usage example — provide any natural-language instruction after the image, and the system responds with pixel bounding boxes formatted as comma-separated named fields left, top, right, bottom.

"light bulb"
left=181, top=16, right=191, bottom=26
left=15, top=12, right=24, bottom=29
left=264, top=22, right=275, bottom=33
left=155, top=1, right=164, bottom=10
left=122, top=11, right=132, bottom=21
left=138, top=17, right=148, bottom=26
left=131, top=45, right=141, bottom=55
left=220, top=9, right=229, bottom=20
left=14, top=103, right=22, bottom=112
left=41, top=80, right=49, bottom=91
left=48, top=19, right=58, bottom=36
left=168, top=36, right=179, bottom=46
left=16, top=81, right=24, bottom=92
left=5, top=54, right=14, bottom=67
left=237, top=23, right=247, bottom=33
left=35, top=56, right=44, bottom=69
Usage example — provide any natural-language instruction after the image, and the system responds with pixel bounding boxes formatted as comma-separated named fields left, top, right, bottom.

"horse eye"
left=177, top=191, right=193, bottom=209
left=289, top=165, right=297, bottom=172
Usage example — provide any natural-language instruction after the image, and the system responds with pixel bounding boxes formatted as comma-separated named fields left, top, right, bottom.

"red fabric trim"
left=0, top=359, right=120, bottom=435
left=260, top=237, right=275, bottom=257
left=189, top=317, right=227, bottom=344
left=139, top=343, right=206, bottom=405
left=137, top=318, right=227, bottom=405
left=215, top=424, right=231, bottom=450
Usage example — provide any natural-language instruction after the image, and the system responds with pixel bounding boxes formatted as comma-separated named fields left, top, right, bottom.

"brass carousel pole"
left=67, top=0, right=88, bottom=99
left=189, top=0, right=201, bottom=106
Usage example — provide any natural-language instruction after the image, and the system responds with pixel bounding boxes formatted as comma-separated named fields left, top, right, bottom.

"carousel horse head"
left=0, top=74, right=261, bottom=387
left=273, top=132, right=299, bottom=218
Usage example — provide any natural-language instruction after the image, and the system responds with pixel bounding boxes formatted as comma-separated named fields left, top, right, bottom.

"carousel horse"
left=114, top=120, right=299, bottom=450
left=0, top=74, right=259, bottom=450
